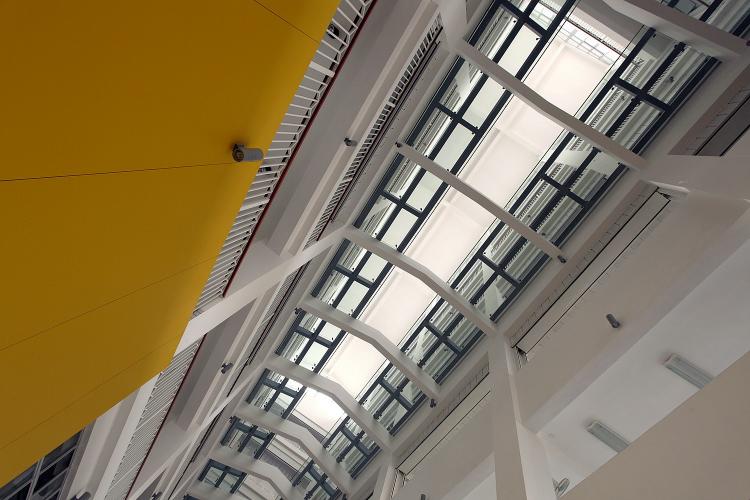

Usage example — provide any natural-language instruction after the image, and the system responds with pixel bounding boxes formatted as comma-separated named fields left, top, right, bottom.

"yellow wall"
left=0, top=0, right=338, bottom=484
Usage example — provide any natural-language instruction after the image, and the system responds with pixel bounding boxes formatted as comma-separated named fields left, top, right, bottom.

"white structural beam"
left=646, top=154, right=750, bottom=200
left=346, top=228, right=502, bottom=338
left=433, top=0, right=468, bottom=46
left=396, top=142, right=565, bottom=261
left=454, top=39, right=647, bottom=170
left=265, top=355, right=394, bottom=452
left=299, top=295, right=443, bottom=400
left=180, top=227, right=346, bottom=351
left=233, top=405, right=354, bottom=495
left=603, top=0, right=747, bottom=60
left=212, top=447, right=304, bottom=500
left=487, top=334, right=557, bottom=500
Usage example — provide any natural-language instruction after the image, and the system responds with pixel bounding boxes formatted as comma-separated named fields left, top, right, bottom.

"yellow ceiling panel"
left=0, top=0, right=317, bottom=180
left=0, top=340, right=179, bottom=486
left=0, top=260, right=213, bottom=483
left=255, top=0, right=341, bottom=42
left=1, top=164, right=255, bottom=349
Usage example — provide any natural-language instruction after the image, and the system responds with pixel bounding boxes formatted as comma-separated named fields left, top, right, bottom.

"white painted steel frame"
left=265, top=355, right=395, bottom=452
left=299, top=295, right=443, bottom=400
left=232, top=404, right=355, bottom=495
left=395, top=142, right=566, bottom=261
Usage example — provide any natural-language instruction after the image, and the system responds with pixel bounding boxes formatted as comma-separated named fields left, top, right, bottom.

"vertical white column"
left=603, top=0, right=747, bottom=60
left=488, top=334, right=556, bottom=500
left=373, top=464, right=401, bottom=500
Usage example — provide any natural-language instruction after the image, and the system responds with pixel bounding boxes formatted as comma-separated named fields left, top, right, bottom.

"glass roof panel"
left=237, top=0, right=725, bottom=482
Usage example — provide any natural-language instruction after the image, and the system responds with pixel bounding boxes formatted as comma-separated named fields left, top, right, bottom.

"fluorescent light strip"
left=664, top=354, right=713, bottom=389
left=586, top=420, right=629, bottom=453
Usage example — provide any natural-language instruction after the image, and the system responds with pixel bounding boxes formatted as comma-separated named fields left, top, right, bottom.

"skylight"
left=212, top=0, right=723, bottom=495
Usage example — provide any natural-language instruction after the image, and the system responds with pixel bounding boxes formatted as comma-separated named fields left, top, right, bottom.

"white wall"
left=565, top=348, right=750, bottom=500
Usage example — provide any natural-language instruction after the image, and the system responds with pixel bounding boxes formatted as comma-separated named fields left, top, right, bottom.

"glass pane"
left=322, top=271, right=349, bottom=306
left=378, top=398, right=408, bottom=432
left=439, top=59, right=481, bottom=114
left=280, top=331, right=309, bottom=363
left=450, top=317, right=479, bottom=350
left=497, top=24, right=539, bottom=76
left=318, top=322, right=342, bottom=342
left=333, top=280, right=368, bottom=315
left=405, top=170, right=442, bottom=212
left=432, top=125, right=474, bottom=169
left=477, top=274, right=514, bottom=316
left=361, top=196, right=396, bottom=237
left=464, top=77, right=505, bottom=127
left=380, top=210, right=418, bottom=248
left=218, top=473, right=237, bottom=492
left=422, top=346, right=458, bottom=380
left=204, top=467, right=222, bottom=485
left=298, top=341, right=327, bottom=371
left=342, top=446, right=366, bottom=474
left=404, top=327, right=440, bottom=367
left=359, top=253, right=388, bottom=282
left=504, top=240, right=546, bottom=283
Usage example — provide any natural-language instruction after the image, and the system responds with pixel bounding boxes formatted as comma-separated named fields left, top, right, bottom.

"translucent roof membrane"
left=235, top=0, right=728, bottom=485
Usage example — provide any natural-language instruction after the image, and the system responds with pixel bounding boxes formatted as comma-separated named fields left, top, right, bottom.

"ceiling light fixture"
left=586, top=420, right=629, bottom=453
left=664, top=353, right=713, bottom=389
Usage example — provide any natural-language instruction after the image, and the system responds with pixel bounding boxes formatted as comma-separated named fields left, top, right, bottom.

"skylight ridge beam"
left=264, top=355, right=394, bottom=452
left=210, top=447, right=304, bottom=500
left=232, top=405, right=354, bottom=495
left=346, top=228, right=502, bottom=338
left=396, top=142, right=566, bottom=262
left=454, top=39, right=647, bottom=171
left=300, top=296, right=443, bottom=400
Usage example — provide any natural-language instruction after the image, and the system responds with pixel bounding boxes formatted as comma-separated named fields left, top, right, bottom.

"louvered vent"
left=193, top=0, right=375, bottom=314
left=104, top=340, right=201, bottom=500
left=305, top=17, right=443, bottom=247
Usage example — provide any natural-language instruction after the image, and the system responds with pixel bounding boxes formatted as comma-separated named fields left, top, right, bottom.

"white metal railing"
left=194, top=0, right=375, bottom=314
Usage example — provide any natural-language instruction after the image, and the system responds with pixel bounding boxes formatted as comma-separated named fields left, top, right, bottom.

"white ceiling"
left=540, top=132, right=750, bottom=489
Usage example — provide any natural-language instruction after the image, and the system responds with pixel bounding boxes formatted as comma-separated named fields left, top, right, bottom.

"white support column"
left=299, top=296, right=443, bottom=400
left=645, top=154, right=750, bottom=201
left=181, top=227, right=346, bottom=350
left=346, top=228, right=502, bottom=338
left=211, top=447, right=304, bottom=500
left=488, top=334, right=557, bottom=500
left=603, top=0, right=748, bottom=60
left=232, top=405, right=354, bottom=496
left=454, top=39, right=647, bottom=170
left=265, top=355, right=394, bottom=452
left=396, top=142, right=566, bottom=261
left=372, top=463, right=400, bottom=500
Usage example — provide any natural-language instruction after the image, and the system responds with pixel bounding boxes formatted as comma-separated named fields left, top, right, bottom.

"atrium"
left=2, top=0, right=750, bottom=499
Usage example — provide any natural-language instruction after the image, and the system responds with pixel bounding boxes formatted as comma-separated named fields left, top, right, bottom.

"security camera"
left=232, top=144, right=264, bottom=163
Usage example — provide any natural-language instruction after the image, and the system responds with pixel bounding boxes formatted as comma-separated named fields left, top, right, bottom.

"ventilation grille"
left=305, top=16, right=443, bottom=248
left=193, top=0, right=375, bottom=314
left=104, top=339, right=201, bottom=500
